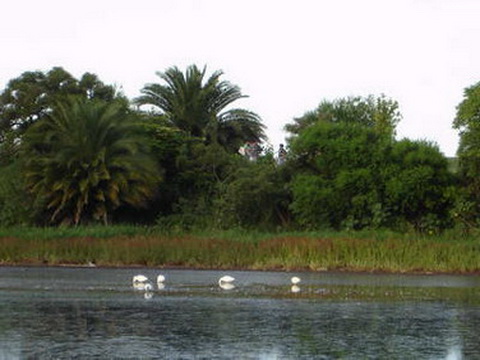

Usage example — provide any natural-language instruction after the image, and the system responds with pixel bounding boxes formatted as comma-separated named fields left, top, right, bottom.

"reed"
left=0, top=226, right=479, bottom=273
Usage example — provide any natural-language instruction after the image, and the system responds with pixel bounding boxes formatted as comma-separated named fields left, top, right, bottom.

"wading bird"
left=218, top=275, right=236, bottom=290
left=133, top=274, right=148, bottom=284
left=291, top=276, right=301, bottom=285
left=218, top=275, right=235, bottom=284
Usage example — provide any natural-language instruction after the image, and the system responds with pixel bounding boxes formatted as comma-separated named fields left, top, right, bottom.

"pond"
left=0, top=266, right=479, bottom=359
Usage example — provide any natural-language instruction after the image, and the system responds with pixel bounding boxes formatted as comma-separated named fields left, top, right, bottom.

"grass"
left=0, top=226, right=479, bottom=274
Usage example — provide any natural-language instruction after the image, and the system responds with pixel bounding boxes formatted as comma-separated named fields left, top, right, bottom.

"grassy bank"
left=0, top=226, right=479, bottom=274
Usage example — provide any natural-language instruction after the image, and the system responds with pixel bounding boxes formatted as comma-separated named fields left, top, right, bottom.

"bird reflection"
left=133, top=282, right=151, bottom=291
left=291, top=285, right=301, bottom=293
left=219, top=282, right=235, bottom=290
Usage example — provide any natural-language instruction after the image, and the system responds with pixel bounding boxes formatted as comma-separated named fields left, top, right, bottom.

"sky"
left=1, top=0, right=479, bottom=157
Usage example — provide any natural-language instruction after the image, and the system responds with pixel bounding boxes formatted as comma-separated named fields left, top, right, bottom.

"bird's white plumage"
left=218, top=275, right=235, bottom=284
left=133, top=274, right=148, bottom=284
left=291, top=276, right=301, bottom=284
left=157, top=274, right=166, bottom=283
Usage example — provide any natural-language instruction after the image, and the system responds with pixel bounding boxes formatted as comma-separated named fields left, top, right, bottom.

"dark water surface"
left=0, top=267, right=479, bottom=359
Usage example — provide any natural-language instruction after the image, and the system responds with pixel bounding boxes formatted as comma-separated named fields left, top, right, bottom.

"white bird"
left=218, top=275, right=235, bottom=284
left=132, top=274, right=148, bottom=284
left=157, top=274, right=166, bottom=283
left=132, top=275, right=155, bottom=292
left=218, top=275, right=235, bottom=290
left=291, top=276, right=301, bottom=285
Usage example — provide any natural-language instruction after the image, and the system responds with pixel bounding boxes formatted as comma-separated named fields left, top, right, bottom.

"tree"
left=453, top=81, right=480, bottom=219
left=285, top=94, right=401, bottom=139
left=383, top=140, right=455, bottom=232
left=135, top=65, right=266, bottom=152
left=213, top=156, right=292, bottom=229
left=0, top=162, right=33, bottom=226
left=22, top=98, right=160, bottom=225
left=0, top=67, right=121, bottom=164
left=288, top=121, right=388, bottom=229
left=286, top=96, right=453, bottom=232
left=285, top=96, right=400, bottom=229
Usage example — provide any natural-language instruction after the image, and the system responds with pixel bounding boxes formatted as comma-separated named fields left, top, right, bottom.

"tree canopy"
left=285, top=95, right=401, bottom=139
left=287, top=98, right=454, bottom=231
left=22, top=98, right=160, bottom=225
left=0, top=67, right=122, bottom=164
left=135, top=64, right=266, bottom=153
left=453, top=81, right=480, bottom=225
left=0, top=64, right=474, bottom=233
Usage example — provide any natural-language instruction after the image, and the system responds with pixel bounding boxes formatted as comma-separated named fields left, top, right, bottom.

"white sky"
left=1, top=0, right=479, bottom=157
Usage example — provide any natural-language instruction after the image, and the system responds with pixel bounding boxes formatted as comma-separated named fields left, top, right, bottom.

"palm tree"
left=22, top=97, right=161, bottom=225
left=135, top=65, right=266, bottom=152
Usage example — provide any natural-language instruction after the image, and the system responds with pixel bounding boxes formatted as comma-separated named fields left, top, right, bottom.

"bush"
left=0, top=162, right=33, bottom=226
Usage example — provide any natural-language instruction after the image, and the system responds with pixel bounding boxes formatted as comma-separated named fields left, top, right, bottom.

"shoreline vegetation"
left=1, top=226, right=479, bottom=275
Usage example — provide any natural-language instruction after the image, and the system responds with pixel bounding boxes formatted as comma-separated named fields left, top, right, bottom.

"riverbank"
left=0, top=226, right=479, bottom=274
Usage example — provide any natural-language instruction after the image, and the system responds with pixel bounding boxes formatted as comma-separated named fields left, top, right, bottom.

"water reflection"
left=0, top=266, right=479, bottom=359
left=219, top=282, right=235, bottom=290
left=291, top=285, right=301, bottom=293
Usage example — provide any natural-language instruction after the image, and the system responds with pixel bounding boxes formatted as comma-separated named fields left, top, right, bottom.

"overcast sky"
left=1, top=0, right=479, bottom=156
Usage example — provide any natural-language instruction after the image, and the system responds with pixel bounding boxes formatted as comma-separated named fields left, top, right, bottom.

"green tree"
left=0, top=162, right=33, bottom=226
left=453, top=81, right=480, bottom=225
left=0, top=67, right=121, bottom=164
left=288, top=121, right=388, bottom=229
left=214, top=156, right=292, bottom=229
left=383, top=140, right=455, bottom=232
left=286, top=96, right=453, bottom=232
left=285, top=94, right=401, bottom=139
left=142, top=113, right=247, bottom=228
left=136, top=64, right=266, bottom=152
left=22, top=98, right=160, bottom=225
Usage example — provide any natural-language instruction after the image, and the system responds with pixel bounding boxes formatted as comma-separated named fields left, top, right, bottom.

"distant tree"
left=285, top=94, right=401, bottom=139
left=286, top=96, right=454, bottom=232
left=136, top=65, right=266, bottom=152
left=383, top=140, right=455, bottom=232
left=0, top=162, right=33, bottom=226
left=22, top=98, right=160, bottom=225
left=0, top=67, right=122, bottom=164
left=288, top=121, right=388, bottom=229
left=453, top=81, right=480, bottom=226
left=213, top=156, right=292, bottom=229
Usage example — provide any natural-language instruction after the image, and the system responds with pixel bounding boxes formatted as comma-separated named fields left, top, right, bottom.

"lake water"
left=0, top=267, right=479, bottom=359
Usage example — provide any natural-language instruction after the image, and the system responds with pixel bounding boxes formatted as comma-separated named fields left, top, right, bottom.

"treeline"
left=0, top=65, right=479, bottom=234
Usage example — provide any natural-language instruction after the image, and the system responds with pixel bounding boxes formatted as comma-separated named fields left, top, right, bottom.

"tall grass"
left=0, top=226, right=479, bottom=273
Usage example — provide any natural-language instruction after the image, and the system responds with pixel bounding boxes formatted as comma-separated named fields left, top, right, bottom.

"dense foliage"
left=0, top=65, right=477, bottom=234
left=453, top=81, right=480, bottom=228
left=22, top=98, right=160, bottom=225
left=0, top=67, right=121, bottom=165
left=135, top=64, right=266, bottom=153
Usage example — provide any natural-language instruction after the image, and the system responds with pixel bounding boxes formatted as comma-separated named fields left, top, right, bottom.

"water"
left=0, top=267, right=479, bottom=359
